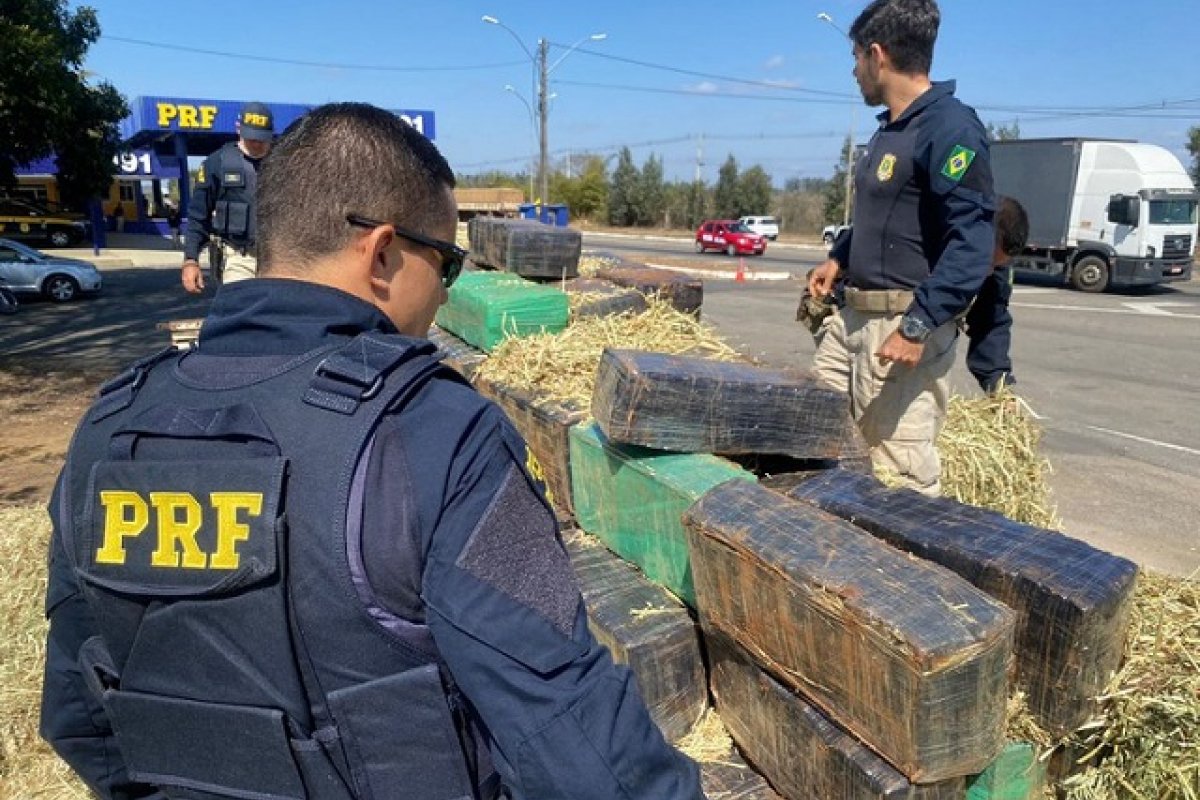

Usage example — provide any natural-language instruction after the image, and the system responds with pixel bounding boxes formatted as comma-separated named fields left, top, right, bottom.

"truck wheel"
left=694, top=240, right=705, bottom=254
left=1070, top=255, right=1109, bottom=293
left=726, top=244, right=737, bottom=256
left=823, top=232, right=834, bottom=245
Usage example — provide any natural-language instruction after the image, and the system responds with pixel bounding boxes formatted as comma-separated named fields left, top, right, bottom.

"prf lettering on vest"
left=96, top=490, right=263, bottom=569
left=156, top=103, right=219, bottom=130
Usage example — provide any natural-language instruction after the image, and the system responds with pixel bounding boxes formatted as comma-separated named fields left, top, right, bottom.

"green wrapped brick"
left=965, top=743, right=1046, bottom=800
left=782, top=469, right=1138, bottom=736
left=707, top=631, right=964, bottom=800
left=563, top=531, right=706, bottom=742
left=434, top=271, right=569, bottom=352
left=569, top=422, right=755, bottom=606
left=684, top=481, right=1015, bottom=783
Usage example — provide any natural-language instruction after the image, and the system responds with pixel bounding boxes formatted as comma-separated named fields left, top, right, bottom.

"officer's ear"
left=366, top=225, right=401, bottom=287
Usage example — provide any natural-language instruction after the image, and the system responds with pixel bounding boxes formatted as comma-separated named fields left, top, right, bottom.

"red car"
left=695, top=219, right=767, bottom=256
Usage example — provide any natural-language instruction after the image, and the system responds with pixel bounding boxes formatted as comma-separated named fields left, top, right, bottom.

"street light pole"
left=818, top=12, right=856, bottom=228
left=484, top=15, right=605, bottom=220
left=537, top=39, right=550, bottom=216
left=504, top=85, right=537, bottom=201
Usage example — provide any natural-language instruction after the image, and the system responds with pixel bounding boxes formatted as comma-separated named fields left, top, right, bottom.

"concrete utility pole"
left=538, top=38, right=550, bottom=216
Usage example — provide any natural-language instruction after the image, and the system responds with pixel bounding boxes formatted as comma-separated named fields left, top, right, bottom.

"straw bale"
left=476, top=299, right=740, bottom=410
left=937, top=391, right=1059, bottom=529
left=0, top=505, right=89, bottom=799
left=1061, top=571, right=1200, bottom=800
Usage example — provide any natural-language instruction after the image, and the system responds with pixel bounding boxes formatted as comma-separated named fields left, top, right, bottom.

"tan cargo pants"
left=812, top=307, right=958, bottom=496
left=219, top=242, right=258, bottom=284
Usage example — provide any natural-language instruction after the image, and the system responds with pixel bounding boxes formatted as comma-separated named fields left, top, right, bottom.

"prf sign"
left=156, top=102, right=219, bottom=130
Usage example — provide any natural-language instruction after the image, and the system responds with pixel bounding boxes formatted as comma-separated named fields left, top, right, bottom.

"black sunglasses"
left=346, top=213, right=466, bottom=288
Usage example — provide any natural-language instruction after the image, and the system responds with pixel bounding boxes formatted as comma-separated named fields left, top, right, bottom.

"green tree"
left=737, top=165, right=773, bottom=217
left=713, top=155, right=741, bottom=219
left=823, top=136, right=853, bottom=225
left=637, top=154, right=665, bottom=227
left=0, top=0, right=128, bottom=206
left=1187, top=127, right=1200, bottom=185
left=608, top=147, right=639, bottom=227
left=553, top=155, right=608, bottom=220
left=986, top=120, right=1022, bottom=142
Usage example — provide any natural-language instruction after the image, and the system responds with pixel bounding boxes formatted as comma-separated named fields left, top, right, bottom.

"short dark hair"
left=849, top=0, right=940, bottom=76
left=995, top=196, right=1029, bottom=256
left=257, top=102, right=456, bottom=273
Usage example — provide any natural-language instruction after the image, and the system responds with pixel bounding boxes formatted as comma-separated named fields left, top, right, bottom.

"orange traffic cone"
left=735, top=257, right=746, bottom=283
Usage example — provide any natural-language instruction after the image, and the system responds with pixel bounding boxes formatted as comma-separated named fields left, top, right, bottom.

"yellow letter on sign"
left=200, top=105, right=218, bottom=129
left=209, top=492, right=263, bottom=570
left=149, top=492, right=207, bottom=569
left=156, top=103, right=179, bottom=128
left=97, top=491, right=149, bottom=565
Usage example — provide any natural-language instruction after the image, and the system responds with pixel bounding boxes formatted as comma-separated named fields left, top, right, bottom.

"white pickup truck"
left=821, top=223, right=850, bottom=246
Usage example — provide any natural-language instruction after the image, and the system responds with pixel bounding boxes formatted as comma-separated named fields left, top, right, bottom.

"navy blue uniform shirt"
left=964, top=266, right=1016, bottom=393
left=830, top=81, right=995, bottom=329
left=41, top=279, right=703, bottom=800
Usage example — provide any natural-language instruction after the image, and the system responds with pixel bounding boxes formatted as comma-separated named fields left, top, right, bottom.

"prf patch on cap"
left=941, top=145, right=976, bottom=182
left=243, top=111, right=271, bottom=127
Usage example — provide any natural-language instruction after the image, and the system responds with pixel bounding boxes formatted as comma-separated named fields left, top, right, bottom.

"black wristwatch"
left=899, top=314, right=931, bottom=343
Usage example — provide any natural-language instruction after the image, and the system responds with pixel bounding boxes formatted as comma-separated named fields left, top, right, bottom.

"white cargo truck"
left=992, top=138, right=1197, bottom=292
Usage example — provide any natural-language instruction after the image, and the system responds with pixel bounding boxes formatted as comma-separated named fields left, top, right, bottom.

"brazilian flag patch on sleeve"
left=941, top=145, right=976, bottom=182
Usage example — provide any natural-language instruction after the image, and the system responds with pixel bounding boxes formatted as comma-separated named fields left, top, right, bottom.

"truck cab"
left=994, top=139, right=1198, bottom=292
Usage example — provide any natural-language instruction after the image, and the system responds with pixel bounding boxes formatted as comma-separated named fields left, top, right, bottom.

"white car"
left=0, top=237, right=102, bottom=302
left=739, top=215, right=779, bottom=241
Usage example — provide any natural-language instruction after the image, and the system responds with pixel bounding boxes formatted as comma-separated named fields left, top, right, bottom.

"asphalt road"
left=586, top=232, right=1200, bottom=577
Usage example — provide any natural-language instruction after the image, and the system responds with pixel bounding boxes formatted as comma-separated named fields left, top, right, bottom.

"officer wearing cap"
left=41, top=102, right=703, bottom=800
left=806, top=0, right=994, bottom=496
left=181, top=101, right=275, bottom=293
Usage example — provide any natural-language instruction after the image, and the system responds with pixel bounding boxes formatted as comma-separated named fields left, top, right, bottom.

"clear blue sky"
left=80, top=0, right=1200, bottom=185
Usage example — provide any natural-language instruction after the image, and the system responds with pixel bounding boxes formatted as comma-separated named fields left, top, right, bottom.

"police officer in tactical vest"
left=181, top=101, right=274, bottom=293
left=40, top=102, right=704, bottom=800
left=807, top=0, right=995, bottom=496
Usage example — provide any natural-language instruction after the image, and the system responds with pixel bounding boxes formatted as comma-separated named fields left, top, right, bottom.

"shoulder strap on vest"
left=91, top=346, right=179, bottom=423
left=303, top=332, right=443, bottom=415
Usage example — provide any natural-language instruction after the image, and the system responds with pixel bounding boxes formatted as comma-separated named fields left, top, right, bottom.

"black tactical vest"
left=58, top=333, right=499, bottom=800
left=211, top=144, right=257, bottom=246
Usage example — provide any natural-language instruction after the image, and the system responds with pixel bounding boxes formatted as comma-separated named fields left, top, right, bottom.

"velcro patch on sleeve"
left=456, top=465, right=579, bottom=636
left=940, top=145, right=977, bottom=183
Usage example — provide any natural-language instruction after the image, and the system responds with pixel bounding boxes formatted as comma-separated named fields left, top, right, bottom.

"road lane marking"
left=1120, top=301, right=1193, bottom=316
left=1011, top=302, right=1200, bottom=319
left=1086, top=425, right=1200, bottom=457
left=644, top=262, right=794, bottom=281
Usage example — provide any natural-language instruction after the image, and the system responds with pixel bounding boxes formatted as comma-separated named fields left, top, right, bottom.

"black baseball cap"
left=239, top=102, right=275, bottom=141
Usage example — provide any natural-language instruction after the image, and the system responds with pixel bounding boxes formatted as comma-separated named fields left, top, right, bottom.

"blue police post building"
left=14, top=97, right=435, bottom=250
